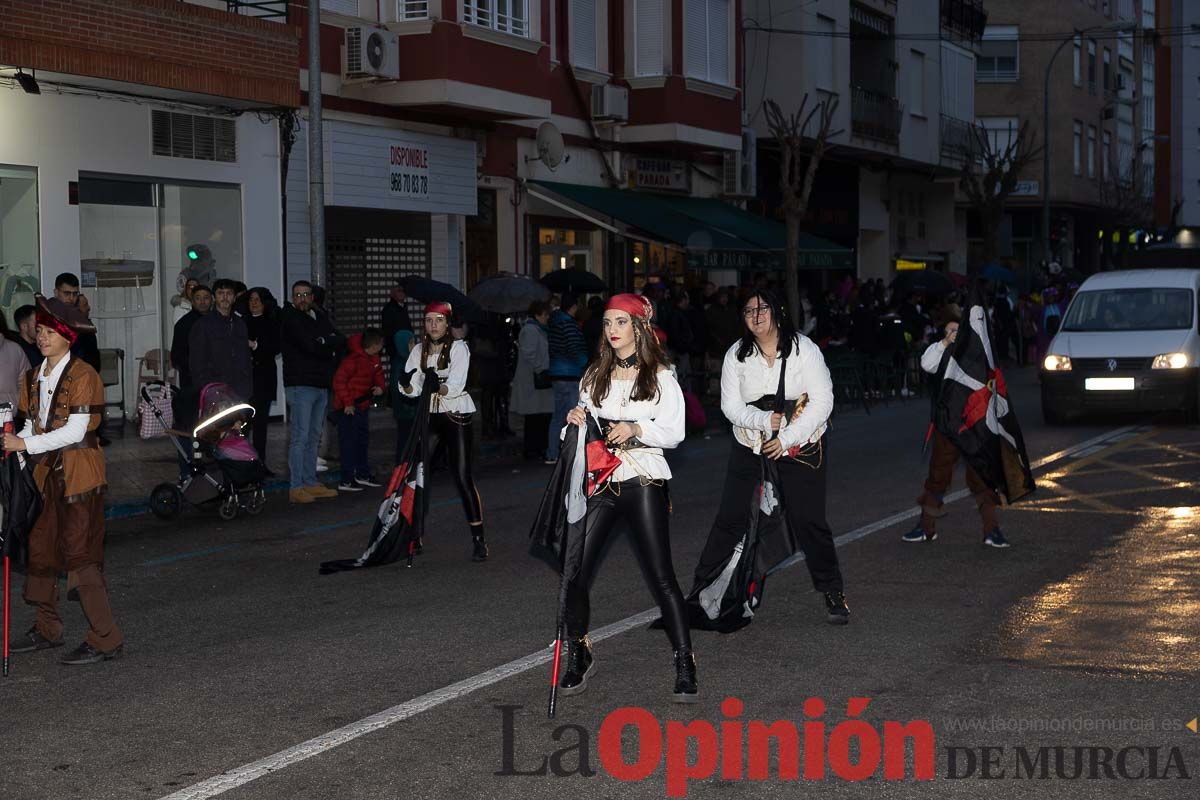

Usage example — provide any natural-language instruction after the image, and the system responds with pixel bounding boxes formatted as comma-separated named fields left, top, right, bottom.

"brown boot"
left=289, top=488, right=315, bottom=504
left=305, top=484, right=338, bottom=499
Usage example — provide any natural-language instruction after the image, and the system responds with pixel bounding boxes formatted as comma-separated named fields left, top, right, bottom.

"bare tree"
left=956, top=119, right=1042, bottom=269
left=764, top=95, right=841, bottom=323
left=1096, top=158, right=1154, bottom=269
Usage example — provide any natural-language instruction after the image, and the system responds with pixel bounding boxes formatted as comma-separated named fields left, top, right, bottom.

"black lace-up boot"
left=558, top=635, right=594, bottom=696
left=672, top=648, right=698, bottom=703
left=824, top=591, right=850, bottom=625
left=470, top=524, right=488, bottom=562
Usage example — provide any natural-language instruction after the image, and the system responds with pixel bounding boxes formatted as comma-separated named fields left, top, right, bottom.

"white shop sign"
left=388, top=144, right=429, bottom=198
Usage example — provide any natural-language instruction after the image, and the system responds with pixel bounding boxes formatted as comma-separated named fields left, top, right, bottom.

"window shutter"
left=707, top=0, right=729, bottom=84
left=571, top=0, right=597, bottom=70
left=320, top=0, right=359, bottom=15
left=684, top=0, right=707, bottom=80
left=635, top=0, right=664, bottom=76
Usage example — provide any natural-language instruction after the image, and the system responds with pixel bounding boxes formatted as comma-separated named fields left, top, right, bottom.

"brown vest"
left=19, top=357, right=107, bottom=502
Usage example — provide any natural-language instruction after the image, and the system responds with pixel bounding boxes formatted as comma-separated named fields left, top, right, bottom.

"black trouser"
left=428, top=413, right=483, bottom=526
left=565, top=480, right=692, bottom=652
left=522, top=412, right=550, bottom=459
left=249, top=393, right=272, bottom=462
left=693, top=439, right=843, bottom=594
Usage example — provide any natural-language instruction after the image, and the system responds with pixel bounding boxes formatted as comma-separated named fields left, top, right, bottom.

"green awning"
left=529, top=180, right=853, bottom=270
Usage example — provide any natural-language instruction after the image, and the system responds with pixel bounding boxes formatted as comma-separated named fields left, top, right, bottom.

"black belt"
left=749, top=395, right=797, bottom=417
left=597, top=417, right=649, bottom=450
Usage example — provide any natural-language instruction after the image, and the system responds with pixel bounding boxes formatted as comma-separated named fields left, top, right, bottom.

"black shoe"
left=824, top=591, right=850, bottom=625
left=558, top=636, right=594, bottom=696
left=672, top=648, right=699, bottom=704
left=471, top=535, right=489, bottom=562
left=61, top=641, right=123, bottom=666
left=8, top=627, right=64, bottom=654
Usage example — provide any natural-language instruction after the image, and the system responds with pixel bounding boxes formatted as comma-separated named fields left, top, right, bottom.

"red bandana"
left=605, top=293, right=653, bottom=321
left=35, top=307, right=78, bottom=344
left=425, top=301, right=453, bottom=318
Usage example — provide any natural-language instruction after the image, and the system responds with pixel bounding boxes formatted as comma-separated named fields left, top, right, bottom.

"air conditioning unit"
left=591, top=85, right=629, bottom=122
left=723, top=128, right=757, bottom=197
left=345, top=26, right=400, bottom=81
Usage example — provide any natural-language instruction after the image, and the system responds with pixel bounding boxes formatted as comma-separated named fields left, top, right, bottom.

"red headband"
left=605, top=293, right=653, bottom=321
left=35, top=308, right=78, bottom=344
left=425, top=301, right=452, bottom=318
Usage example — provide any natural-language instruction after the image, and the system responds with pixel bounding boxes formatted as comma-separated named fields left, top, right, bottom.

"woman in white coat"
left=511, top=300, right=554, bottom=460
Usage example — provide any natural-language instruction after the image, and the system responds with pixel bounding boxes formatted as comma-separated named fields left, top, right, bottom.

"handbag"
left=533, top=370, right=552, bottom=390
left=138, top=382, right=174, bottom=439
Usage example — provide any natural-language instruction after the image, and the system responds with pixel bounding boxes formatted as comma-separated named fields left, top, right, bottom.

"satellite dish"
left=367, top=32, right=386, bottom=69
left=530, top=122, right=566, bottom=171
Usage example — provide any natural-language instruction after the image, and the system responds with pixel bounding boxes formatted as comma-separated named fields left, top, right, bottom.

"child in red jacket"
left=333, top=328, right=386, bottom=491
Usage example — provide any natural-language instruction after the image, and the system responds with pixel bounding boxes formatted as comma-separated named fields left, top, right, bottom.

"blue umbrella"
left=982, top=263, right=1018, bottom=285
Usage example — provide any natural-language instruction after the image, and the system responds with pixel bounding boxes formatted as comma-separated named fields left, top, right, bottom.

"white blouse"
left=576, top=369, right=685, bottom=482
left=398, top=339, right=477, bottom=414
left=719, top=335, right=833, bottom=453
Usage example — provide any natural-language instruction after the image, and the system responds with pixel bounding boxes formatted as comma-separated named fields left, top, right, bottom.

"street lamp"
left=1042, top=20, right=1137, bottom=267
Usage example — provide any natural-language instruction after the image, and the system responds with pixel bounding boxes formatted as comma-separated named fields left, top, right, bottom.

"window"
left=1087, top=125, right=1096, bottom=178
left=684, top=0, right=731, bottom=85
left=571, top=0, right=597, bottom=69
left=812, top=15, right=836, bottom=90
left=909, top=50, right=926, bottom=116
left=1103, top=130, right=1111, bottom=179
left=1073, top=35, right=1081, bottom=87
left=941, top=41, right=975, bottom=121
left=152, top=110, right=237, bottom=163
left=397, top=0, right=429, bottom=20
left=1102, top=48, right=1111, bottom=92
left=1087, top=39, right=1096, bottom=95
left=321, top=0, right=360, bottom=14
left=634, top=0, right=664, bottom=76
left=977, top=26, right=1018, bottom=82
left=463, top=0, right=529, bottom=37
left=1080, top=121, right=1089, bottom=176
left=978, top=116, right=1018, bottom=154
left=0, top=165, right=39, bottom=326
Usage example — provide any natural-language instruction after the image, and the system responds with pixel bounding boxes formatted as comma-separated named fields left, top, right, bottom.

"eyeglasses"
left=742, top=305, right=770, bottom=319
left=293, top=291, right=312, bottom=298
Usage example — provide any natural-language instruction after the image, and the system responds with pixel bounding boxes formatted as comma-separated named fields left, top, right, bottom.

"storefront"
left=0, top=88, right=285, bottom=416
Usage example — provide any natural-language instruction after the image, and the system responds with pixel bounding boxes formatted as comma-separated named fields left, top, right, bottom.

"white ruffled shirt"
left=719, top=335, right=833, bottom=454
left=576, top=369, right=685, bottom=482
left=398, top=339, right=477, bottom=414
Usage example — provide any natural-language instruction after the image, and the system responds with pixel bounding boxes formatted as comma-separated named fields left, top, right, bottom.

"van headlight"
left=1151, top=353, right=1189, bottom=370
left=1043, top=354, right=1073, bottom=371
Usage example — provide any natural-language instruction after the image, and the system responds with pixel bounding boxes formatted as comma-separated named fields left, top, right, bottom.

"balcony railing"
left=224, top=1, right=288, bottom=21
left=851, top=85, right=902, bottom=145
left=940, top=0, right=987, bottom=44
left=940, top=114, right=978, bottom=161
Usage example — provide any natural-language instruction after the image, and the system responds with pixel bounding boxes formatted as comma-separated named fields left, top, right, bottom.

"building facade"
left=1167, top=0, right=1198, bottom=233
left=0, top=0, right=298, bottom=412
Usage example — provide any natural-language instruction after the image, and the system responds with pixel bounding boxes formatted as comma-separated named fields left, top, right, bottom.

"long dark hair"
left=238, top=286, right=279, bottom=318
left=736, top=289, right=798, bottom=362
left=420, top=328, right=453, bottom=371
left=583, top=313, right=671, bottom=405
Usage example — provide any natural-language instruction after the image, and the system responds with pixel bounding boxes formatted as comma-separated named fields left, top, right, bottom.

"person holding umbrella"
left=2, top=296, right=123, bottom=665
left=397, top=302, right=488, bottom=562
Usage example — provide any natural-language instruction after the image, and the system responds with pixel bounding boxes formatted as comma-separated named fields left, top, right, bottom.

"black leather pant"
left=564, top=480, right=692, bottom=652
left=428, top=413, right=483, bottom=526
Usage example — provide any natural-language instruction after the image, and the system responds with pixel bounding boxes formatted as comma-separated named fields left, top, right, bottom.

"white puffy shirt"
left=399, top=339, right=477, bottom=414
left=577, top=369, right=685, bottom=482
left=720, top=335, right=833, bottom=454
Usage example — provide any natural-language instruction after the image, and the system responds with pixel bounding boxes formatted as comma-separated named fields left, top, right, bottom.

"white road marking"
left=160, top=424, right=1138, bottom=800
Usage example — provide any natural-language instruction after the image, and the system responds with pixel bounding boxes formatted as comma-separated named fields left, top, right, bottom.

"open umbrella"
left=981, top=263, right=1018, bottom=285
left=400, top=276, right=488, bottom=323
left=891, top=269, right=955, bottom=297
left=540, top=268, right=607, bottom=294
left=469, top=273, right=550, bottom=314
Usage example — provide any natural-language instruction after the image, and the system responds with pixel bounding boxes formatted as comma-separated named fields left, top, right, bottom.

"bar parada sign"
left=630, top=158, right=690, bottom=192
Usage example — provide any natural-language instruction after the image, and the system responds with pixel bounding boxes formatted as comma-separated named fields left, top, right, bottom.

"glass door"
left=0, top=165, right=41, bottom=323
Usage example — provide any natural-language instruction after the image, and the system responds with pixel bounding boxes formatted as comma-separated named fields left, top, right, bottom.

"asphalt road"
left=2, top=367, right=1198, bottom=800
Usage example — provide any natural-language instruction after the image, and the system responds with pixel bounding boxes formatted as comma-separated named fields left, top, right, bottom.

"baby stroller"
left=144, top=382, right=267, bottom=521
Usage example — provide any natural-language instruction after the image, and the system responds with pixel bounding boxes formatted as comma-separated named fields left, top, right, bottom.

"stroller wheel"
left=244, top=487, right=266, bottom=516
left=217, top=493, right=239, bottom=522
left=149, top=483, right=183, bottom=520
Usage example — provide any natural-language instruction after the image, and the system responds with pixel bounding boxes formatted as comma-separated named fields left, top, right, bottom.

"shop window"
left=538, top=227, right=595, bottom=276
left=0, top=165, right=41, bottom=323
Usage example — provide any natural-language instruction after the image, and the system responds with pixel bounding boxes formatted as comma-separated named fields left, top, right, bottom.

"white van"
left=1040, top=269, right=1200, bottom=423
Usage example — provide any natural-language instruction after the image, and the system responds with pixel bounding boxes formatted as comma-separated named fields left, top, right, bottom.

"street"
left=2, top=367, right=1198, bottom=800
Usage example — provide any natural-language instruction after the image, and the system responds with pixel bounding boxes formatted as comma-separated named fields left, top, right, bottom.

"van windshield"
left=1062, top=288, right=1195, bottom=332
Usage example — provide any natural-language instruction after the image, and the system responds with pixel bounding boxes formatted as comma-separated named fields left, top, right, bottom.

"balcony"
left=851, top=86, right=902, bottom=145
left=941, top=0, right=987, bottom=44
left=183, top=0, right=288, bottom=21
left=940, top=114, right=978, bottom=162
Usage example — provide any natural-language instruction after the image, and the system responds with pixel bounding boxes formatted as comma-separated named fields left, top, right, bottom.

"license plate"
left=1085, top=377, right=1136, bottom=391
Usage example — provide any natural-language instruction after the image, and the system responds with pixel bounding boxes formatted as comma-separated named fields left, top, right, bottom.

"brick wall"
left=0, top=0, right=300, bottom=106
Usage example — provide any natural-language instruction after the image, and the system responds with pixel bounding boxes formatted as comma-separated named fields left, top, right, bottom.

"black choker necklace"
left=614, top=353, right=638, bottom=369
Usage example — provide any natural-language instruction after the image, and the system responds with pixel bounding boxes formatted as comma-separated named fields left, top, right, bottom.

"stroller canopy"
left=193, top=382, right=255, bottom=440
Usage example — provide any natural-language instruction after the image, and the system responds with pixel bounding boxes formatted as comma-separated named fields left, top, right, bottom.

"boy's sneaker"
left=338, top=481, right=364, bottom=493
left=901, top=525, right=937, bottom=543
left=354, top=475, right=382, bottom=488
left=983, top=529, right=1011, bottom=548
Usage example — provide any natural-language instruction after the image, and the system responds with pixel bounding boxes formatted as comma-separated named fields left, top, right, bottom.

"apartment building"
left=744, top=0, right=986, bottom=280
left=0, top=0, right=299, bottom=412
left=1167, top=0, right=1198, bottom=235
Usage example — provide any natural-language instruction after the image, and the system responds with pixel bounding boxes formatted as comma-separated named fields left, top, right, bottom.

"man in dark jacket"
left=280, top=280, right=343, bottom=503
left=380, top=284, right=413, bottom=361
left=545, top=292, right=587, bottom=463
left=171, top=285, right=212, bottom=390
left=189, top=279, right=252, bottom=401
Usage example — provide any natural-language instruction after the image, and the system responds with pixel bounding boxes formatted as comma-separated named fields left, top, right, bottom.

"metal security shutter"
left=151, top=110, right=237, bottom=163
left=635, top=0, right=663, bottom=77
left=326, top=208, right=431, bottom=342
left=683, top=0, right=707, bottom=80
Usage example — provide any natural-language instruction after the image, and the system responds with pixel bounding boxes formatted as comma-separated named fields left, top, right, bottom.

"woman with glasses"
left=688, top=289, right=849, bottom=625
left=398, top=302, right=487, bottom=562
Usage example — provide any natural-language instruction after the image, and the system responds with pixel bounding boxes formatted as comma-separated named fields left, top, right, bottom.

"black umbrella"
left=400, top=276, right=488, bottom=323
left=540, top=268, right=607, bottom=294
left=469, top=274, right=550, bottom=314
left=1, top=442, right=42, bottom=678
left=891, top=269, right=955, bottom=297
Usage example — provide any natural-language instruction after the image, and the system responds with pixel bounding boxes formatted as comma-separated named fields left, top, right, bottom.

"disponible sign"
left=389, top=144, right=430, bottom=198
left=631, top=158, right=689, bottom=192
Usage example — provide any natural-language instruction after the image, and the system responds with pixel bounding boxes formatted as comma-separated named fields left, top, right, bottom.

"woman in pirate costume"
left=557, top=293, right=696, bottom=703
left=2, top=295, right=123, bottom=665
left=398, top=301, right=487, bottom=562
left=689, top=289, right=849, bottom=625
